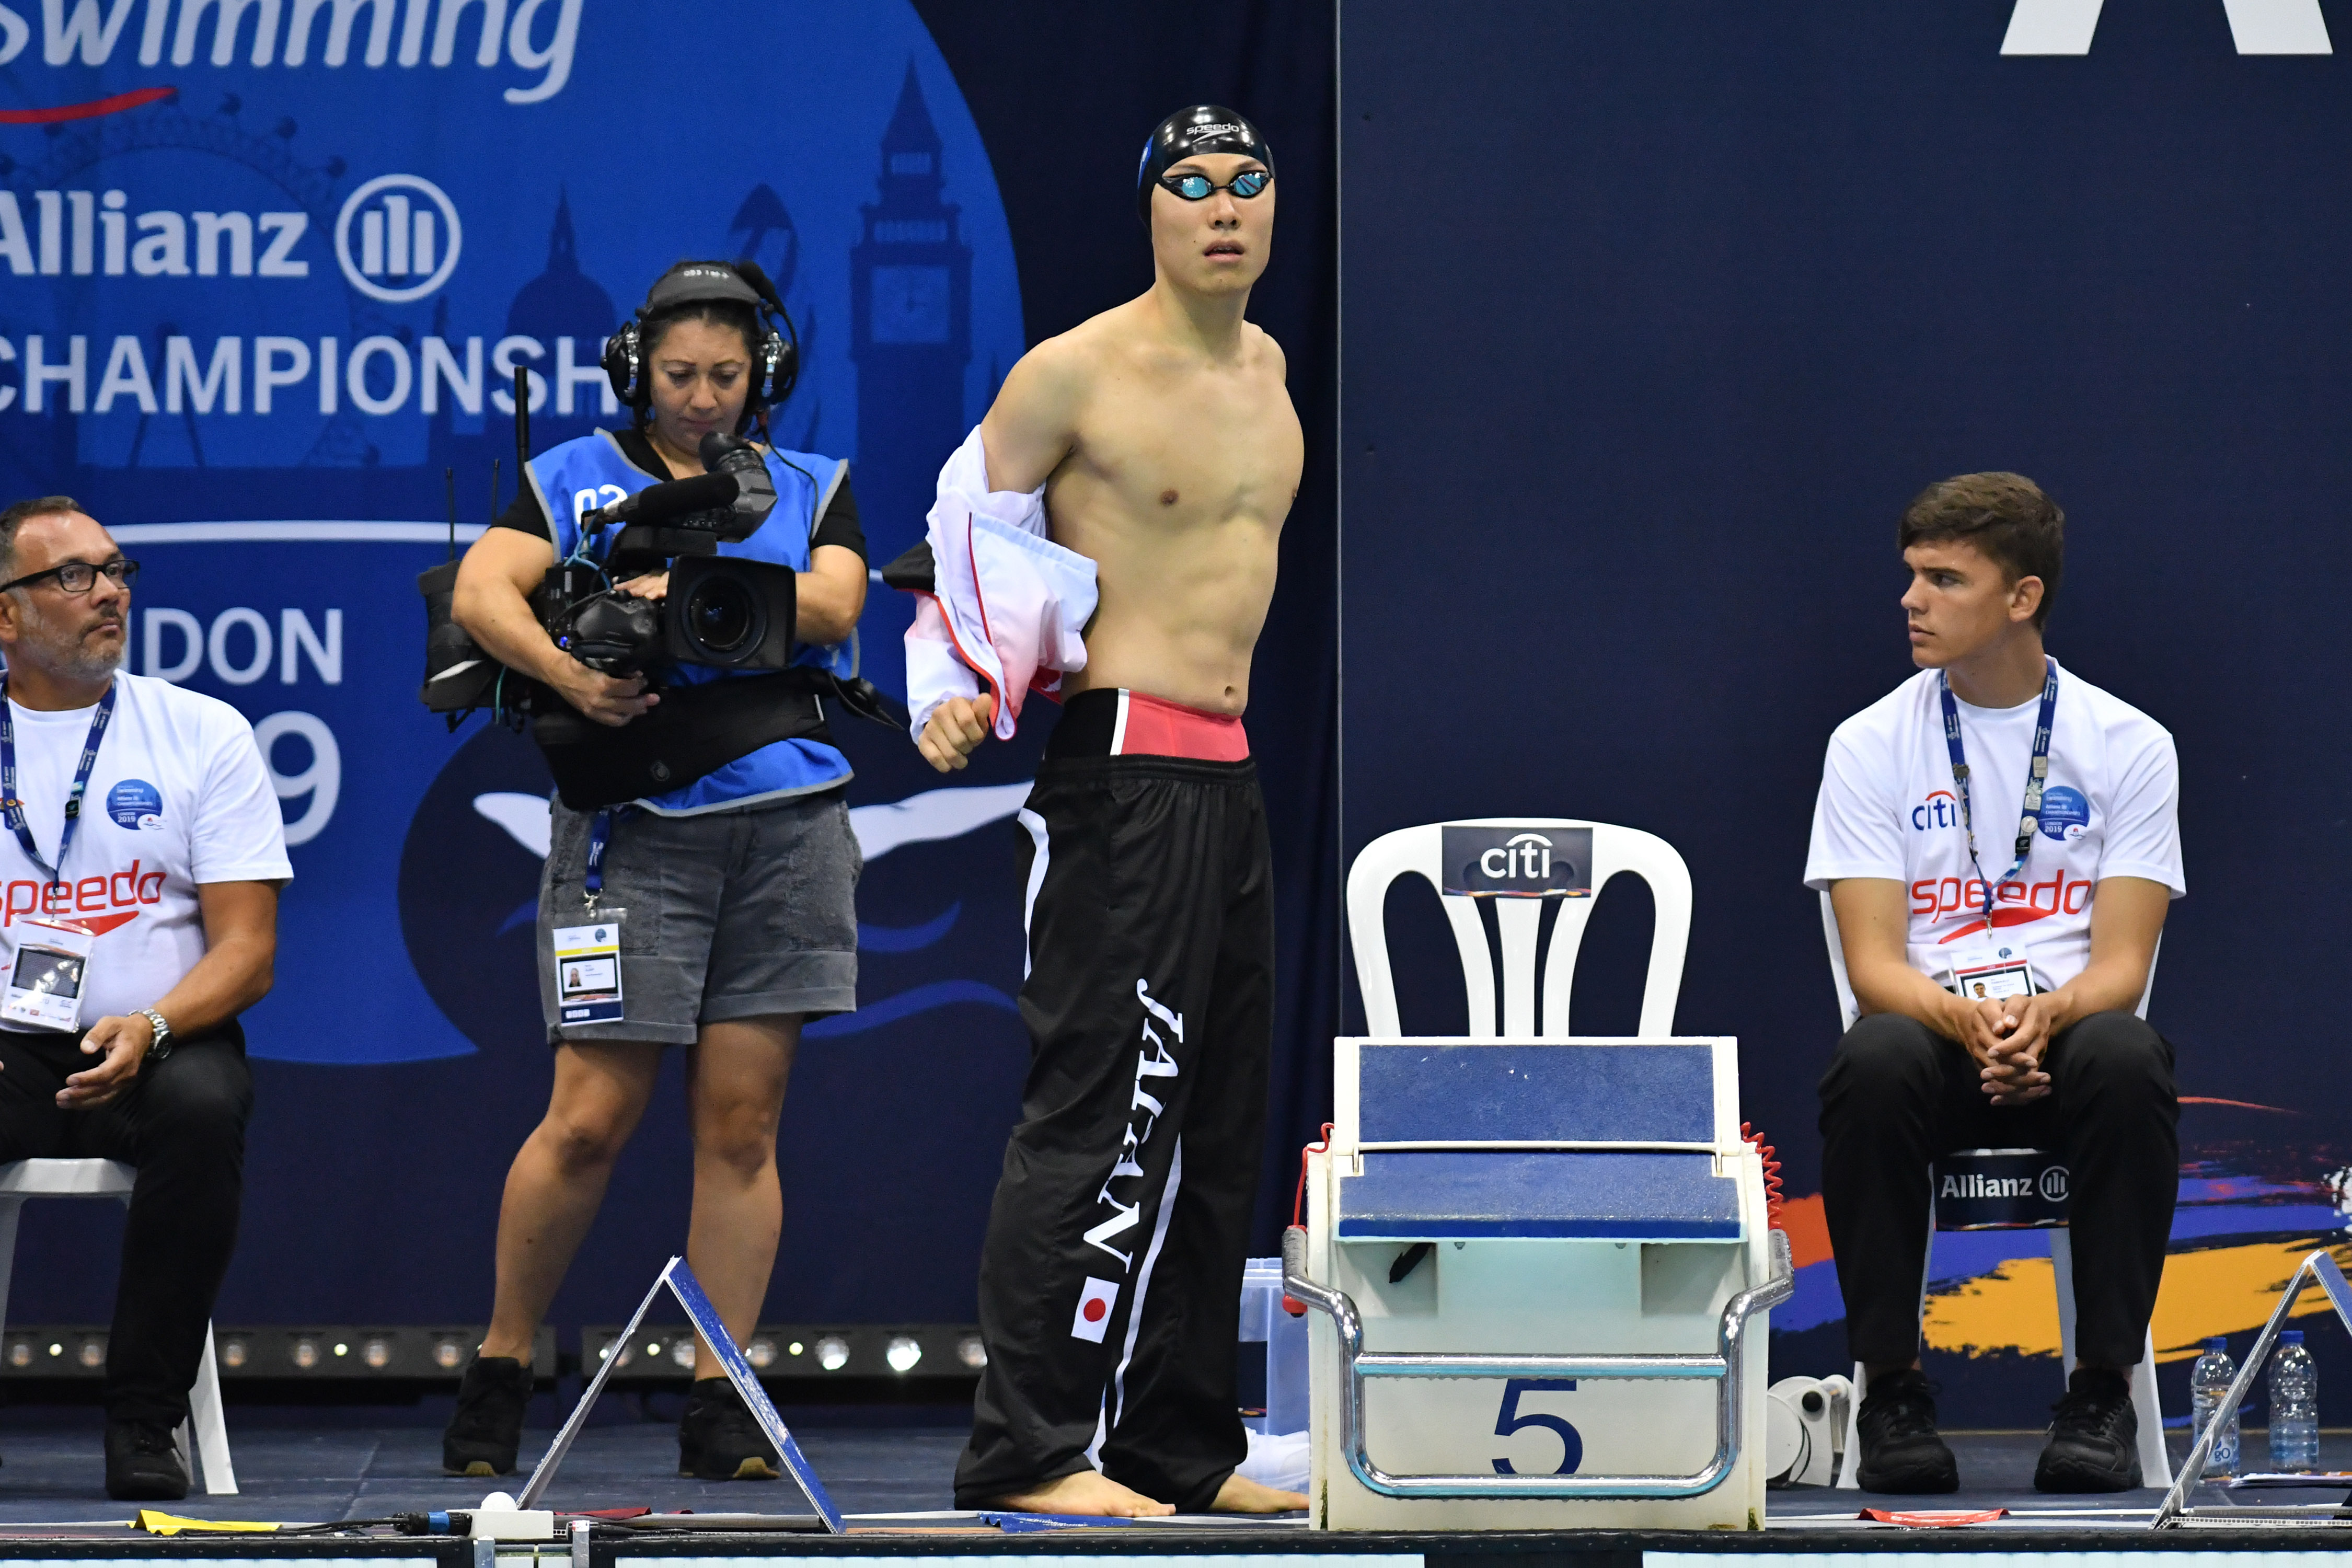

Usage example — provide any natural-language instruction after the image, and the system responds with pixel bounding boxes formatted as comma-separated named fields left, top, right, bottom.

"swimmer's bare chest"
left=1048, top=359, right=1304, bottom=712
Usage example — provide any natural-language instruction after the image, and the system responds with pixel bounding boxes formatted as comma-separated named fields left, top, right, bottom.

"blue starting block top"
left=1357, top=1043, right=1717, bottom=1145
left=1337, top=1150, right=1740, bottom=1241
left=1345, top=1147, right=1731, bottom=1241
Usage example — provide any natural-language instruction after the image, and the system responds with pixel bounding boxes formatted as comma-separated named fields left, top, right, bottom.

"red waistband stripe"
left=1111, top=690, right=1249, bottom=762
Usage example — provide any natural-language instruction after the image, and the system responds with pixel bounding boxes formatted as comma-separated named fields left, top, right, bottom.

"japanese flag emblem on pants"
left=1071, top=1276, right=1120, bottom=1343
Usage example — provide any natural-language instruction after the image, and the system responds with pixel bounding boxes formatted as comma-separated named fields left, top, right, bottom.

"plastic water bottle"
left=2191, top=1336, right=2241, bottom=1479
left=2268, top=1330, right=2320, bottom=1473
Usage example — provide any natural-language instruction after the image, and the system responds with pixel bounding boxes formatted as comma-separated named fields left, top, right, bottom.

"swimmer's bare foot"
left=1210, top=1473, right=1309, bottom=1513
left=994, top=1469, right=1175, bottom=1518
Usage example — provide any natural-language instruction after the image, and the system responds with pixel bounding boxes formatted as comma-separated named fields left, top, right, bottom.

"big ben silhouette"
left=851, top=62, right=974, bottom=565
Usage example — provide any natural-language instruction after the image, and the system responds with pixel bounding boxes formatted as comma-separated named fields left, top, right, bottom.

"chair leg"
left=1838, top=1205, right=1942, bottom=1488
left=2131, top=1330, right=2169, bottom=1487
left=1835, top=1358, right=1866, bottom=1488
left=188, top=1322, right=236, bottom=1495
left=2049, top=1229, right=2081, bottom=1382
left=0, top=1197, right=22, bottom=1341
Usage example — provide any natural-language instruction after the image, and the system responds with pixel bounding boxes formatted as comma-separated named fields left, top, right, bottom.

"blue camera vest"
left=525, top=430, right=856, bottom=814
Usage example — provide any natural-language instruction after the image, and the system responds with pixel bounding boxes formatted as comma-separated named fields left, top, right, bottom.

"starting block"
left=1283, top=1035, right=1790, bottom=1531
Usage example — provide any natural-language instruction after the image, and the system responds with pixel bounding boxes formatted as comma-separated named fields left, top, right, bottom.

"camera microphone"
left=595, top=469, right=740, bottom=526
left=584, top=434, right=777, bottom=539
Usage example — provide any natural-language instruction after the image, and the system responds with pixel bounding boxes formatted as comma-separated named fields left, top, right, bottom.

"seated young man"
left=1806, top=472, right=2183, bottom=1494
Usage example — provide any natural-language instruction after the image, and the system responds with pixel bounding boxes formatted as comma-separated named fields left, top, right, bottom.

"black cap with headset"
left=601, top=260, right=802, bottom=430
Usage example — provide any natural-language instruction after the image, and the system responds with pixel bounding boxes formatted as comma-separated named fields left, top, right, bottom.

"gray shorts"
left=536, top=792, right=861, bottom=1046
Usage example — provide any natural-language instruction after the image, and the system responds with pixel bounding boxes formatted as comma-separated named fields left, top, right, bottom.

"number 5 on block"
left=1491, top=1377, right=1582, bottom=1475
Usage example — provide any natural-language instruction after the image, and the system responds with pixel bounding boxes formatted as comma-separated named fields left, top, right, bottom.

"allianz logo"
left=1941, top=1168, right=2070, bottom=1203
left=0, top=190, right=309, bottom=279
left=0, top=0, right=582, bottom=105
left=0, top=173, right=462, bottom=305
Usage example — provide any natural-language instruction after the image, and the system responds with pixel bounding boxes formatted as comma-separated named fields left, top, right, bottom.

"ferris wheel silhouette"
left=0, top=93, right=399, bottom=468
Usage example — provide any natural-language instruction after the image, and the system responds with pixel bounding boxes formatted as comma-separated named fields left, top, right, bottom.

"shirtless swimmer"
left=916, top=106, right=1306, bottom=1518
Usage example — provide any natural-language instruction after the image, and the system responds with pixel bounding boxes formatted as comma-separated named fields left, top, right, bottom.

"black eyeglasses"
left=1157, top=169, right=1272, bottom=202
left=0, top=558, right=139, bottom=595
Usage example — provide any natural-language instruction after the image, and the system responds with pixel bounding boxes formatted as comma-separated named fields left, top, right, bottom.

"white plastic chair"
left=1819, top=893, right=2167, bottom=1488
left=1347, top=818, right=1692, bottom=1037
left=0, top=1159, right=237, bottom=1494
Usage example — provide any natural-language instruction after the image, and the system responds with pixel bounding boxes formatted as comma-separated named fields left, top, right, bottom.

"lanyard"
left=1937, top=658, right=2058, bottom=920
left=0, top=677, right=117, bottom=890
left=584, top=806, right=618, bottom=905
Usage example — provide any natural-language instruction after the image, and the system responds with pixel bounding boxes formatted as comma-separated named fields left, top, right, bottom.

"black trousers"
left=0, top=1024, right=252, bottom=1426
left=1817, top=1010, right=2176, bottom=1370
left=953, top=742, right=1275, bottom=1511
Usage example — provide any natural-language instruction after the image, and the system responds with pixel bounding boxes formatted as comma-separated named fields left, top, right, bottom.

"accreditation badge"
left=551, top=913, right=626, bottom=1028
left=1949, top=937, right=2036, bottom=1002
left=2, top=916, right=96, bottom=1031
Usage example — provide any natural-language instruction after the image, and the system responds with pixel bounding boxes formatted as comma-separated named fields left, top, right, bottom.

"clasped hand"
left=1956, top=992, right=2065, bottom=1106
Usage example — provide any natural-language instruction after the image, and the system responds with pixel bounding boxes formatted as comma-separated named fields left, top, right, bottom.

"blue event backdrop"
left=0, top=1, right=1345, bottom=1338
left=1340, top=0, right=2352, bottom=1423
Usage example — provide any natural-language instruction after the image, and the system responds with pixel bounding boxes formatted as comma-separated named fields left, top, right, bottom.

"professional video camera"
left=533, top=430, right=797, bottom=676
left=416, top=371, right=900, bottom=811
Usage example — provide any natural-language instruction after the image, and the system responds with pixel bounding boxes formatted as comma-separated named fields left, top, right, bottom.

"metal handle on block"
left=1282, top=1224, right=1793, bottom=1501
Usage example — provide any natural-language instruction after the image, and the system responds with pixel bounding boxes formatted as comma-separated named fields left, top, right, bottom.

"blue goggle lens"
left=1167, top=170, right=1270, bottom=201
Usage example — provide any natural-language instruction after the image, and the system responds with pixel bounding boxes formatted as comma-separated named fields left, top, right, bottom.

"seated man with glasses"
left=0, top=497, right=289, bottom=1501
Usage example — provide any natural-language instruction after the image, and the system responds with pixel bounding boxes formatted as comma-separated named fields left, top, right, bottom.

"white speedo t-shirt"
left=0, top=672, right=291, bottom=1031
left=1804, top=659, right=2183, bottom=993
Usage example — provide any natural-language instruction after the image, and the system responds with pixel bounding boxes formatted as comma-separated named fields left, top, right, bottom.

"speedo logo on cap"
left=1188, top=122, right=1245, bottom=139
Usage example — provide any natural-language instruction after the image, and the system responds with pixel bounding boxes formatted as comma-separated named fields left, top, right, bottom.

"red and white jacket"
left=904, top=426, right=1099, bottom=743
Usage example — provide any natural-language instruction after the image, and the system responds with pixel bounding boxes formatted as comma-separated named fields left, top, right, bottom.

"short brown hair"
left=1897, top=472, right=2064, bottom=629
left=0, top=495, right=83, bottom=582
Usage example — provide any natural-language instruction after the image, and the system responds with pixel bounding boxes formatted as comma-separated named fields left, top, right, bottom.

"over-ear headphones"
left=602, top=259, right=801, bottom=426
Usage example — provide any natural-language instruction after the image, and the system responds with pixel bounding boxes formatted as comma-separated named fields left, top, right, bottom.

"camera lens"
left=685, top=574, right=763, bottom=660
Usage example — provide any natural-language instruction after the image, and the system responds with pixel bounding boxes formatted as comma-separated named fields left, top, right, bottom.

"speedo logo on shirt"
left=3, top=861, right=166, bottom=935
left=1913, top=870, right=2094, bottom=926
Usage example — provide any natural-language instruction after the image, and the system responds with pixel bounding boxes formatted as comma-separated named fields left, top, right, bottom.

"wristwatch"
left=136, top=1008, right=173, bottom=1063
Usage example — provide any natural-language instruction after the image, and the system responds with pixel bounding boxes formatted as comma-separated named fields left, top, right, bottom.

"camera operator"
left=440, top=262, right=867, bottom=1482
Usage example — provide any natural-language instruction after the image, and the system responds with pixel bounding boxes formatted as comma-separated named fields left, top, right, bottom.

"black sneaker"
left=2035, top=1366, right=2142, bottom=1492
left=678, top=1379, right=780, bottom=1480
left=105, top=1421, right=189, bottom=1502
left=1853, top=1368, right=1960, bottom=1493
left=443, top=1354, right=534, bottom=1477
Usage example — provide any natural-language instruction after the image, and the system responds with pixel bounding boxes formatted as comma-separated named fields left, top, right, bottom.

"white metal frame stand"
left=2151, top=1249, right=2352, bottom=1528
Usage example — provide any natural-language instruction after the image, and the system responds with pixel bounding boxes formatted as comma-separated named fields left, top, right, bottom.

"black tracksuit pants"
left=954, top=694, right=1275, bottom=1512
left=0, top=1023, right=252, bottom=1427
left=1817, top=1009, right=2176, bottom=1370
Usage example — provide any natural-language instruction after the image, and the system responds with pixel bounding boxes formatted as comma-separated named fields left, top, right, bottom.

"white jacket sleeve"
left=904, top=426, right=1099, bottom=743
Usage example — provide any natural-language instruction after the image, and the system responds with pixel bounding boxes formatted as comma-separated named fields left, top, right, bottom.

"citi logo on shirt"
left=1912, top=790, right=1961, bottom=830
left=1913, top=785, right=2093, bottom=839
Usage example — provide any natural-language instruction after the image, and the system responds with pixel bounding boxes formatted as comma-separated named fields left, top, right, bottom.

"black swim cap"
left=1136, top=105, right=1274, bottom=224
